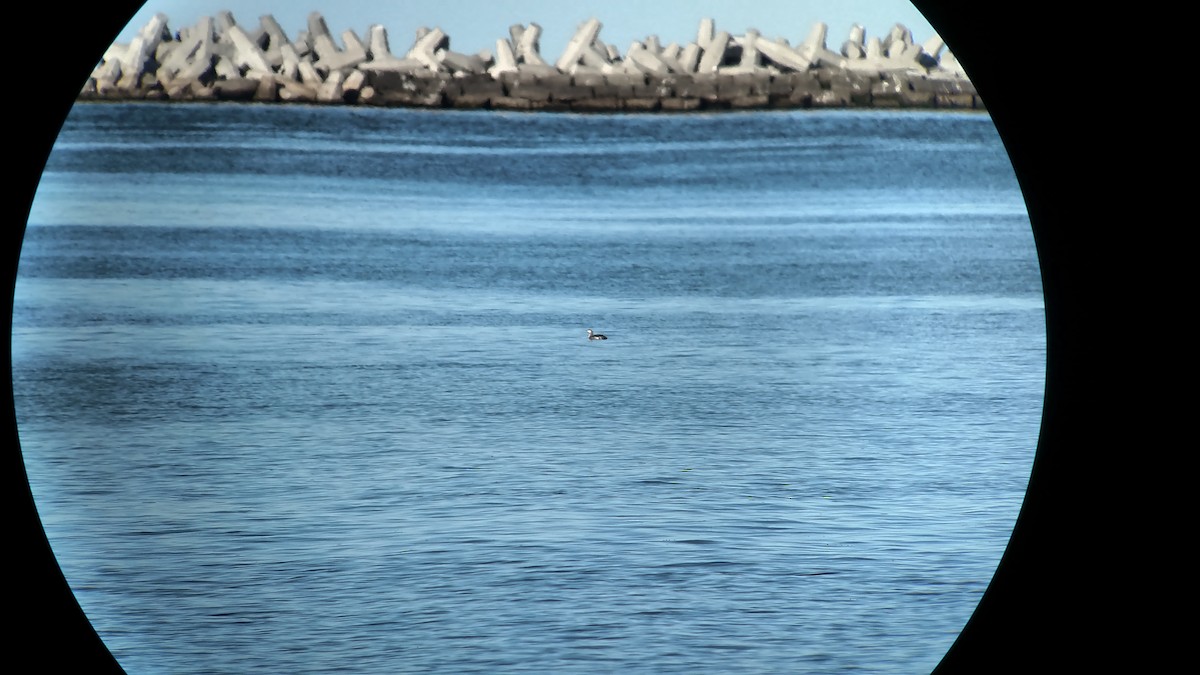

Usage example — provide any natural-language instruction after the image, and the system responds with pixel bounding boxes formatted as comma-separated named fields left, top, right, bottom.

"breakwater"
left=80, top=11, right=980, bottom=112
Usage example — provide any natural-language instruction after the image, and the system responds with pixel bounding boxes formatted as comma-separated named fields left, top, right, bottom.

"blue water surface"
left=14, top=103, right=1043, bottom=674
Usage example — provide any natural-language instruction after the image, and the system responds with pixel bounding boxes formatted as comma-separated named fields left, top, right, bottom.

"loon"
left=587, top=329, right=608, bottom=340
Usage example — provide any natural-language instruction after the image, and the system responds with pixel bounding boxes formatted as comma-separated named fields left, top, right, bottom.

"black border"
left=9, top=5, right=143, bottom=672
left=7, top=2, right=1149, bottom=671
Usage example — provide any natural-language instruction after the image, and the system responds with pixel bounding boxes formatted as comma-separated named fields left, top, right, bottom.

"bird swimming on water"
left=587, top=329, right=608, bottom=340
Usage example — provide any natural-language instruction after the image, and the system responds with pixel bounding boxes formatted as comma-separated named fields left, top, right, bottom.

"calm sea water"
left=14, top=103, right=1044, bottom=674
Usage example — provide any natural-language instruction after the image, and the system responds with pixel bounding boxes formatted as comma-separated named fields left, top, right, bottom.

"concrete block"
left=89, top=59, right=121, bottom=94
left=298, top=60, right=324, bottom=86
left=729, top=94, right=769, bottom=108
left=306, top=12, right=332, bottom=42
left=490, top=38, right=518, bottom=76
left=738, top=29, right=762, bottom=68
left=631, top=78, right=671, bottom=98
left=623, top=97, right=661, bottom=111
left=868, top=37, right=886, bottom=60
left=506, top=68, right=541, bottom=86
left=591, top=61, right=620, bottom=76
left=886, top=40, right=924, bottom=65
left=570, top=97, right=623, bottom=112
left=254, top=73, right=279, bottom=101
left=214, top=10, right=236, bottom=34
left=824, top=71, right=873, bottom=105
left=163, top=79, right=191, bottom=99
left=810, top=88, right=850, bottom=107
left=935, top=92, right=978, bottom=109
left=447, top=93, right=491, bottom=109
left=316, top=69, right=345, bottom=102
left=572, top=71, right=606, bottom=88
left=549, top=84, right=594, bottom=101
left=226, top=25, right=273, bottom=76
left=755, top=34, right=812, bottom=71
left=92, top=72, right=121, bottom=97
left=154, top=41, right=174, bottom=66
left=366, top=24, right=395, bottom=60
left=413, top=73, right=451, bottom=95
left=278, top=79, right=317, bottom=102
left=671, top=74, right=717, bottom=99
left=190, top=84, right=217, bottom=101
left=555, top=18, right=602, bottom=71
left=655, top=43, right=686, bottom=73
left=439, top=50, right=486, bottom=74
left=315, top=30, right=368, bottom=71
left=796, top=22, right=849, bottom=70
left=661, top=97, right=702, bottom=111
left=767, top=74, right=794, bottom=96
left=715, top=72, right=753, bottom=99
left=842, top=24, right=866, bottom=58
left=786, top=87, right=814, bottom=107
left=343, top=29, right=367, bottom=55
left=118, top=13, right=170, bottom=88
left=506, top=81, right=553, bottom=101
left=172, top=49, right=215, bottom=86
left=213, top=77, right=258, bottom=100
left=697, top=31, right=730, bottom=73
left=176, top=19, right=211, bottom=45
left=456, top=73, right=504, bottom=97
left=838, top=35, right=884, bottom=75
left=311, top=33, right=340, bottom=65
left=937, top=50, right=968, bottom=79
left=491, top=95, right=536, bottom=110
left=618, top=60, right=644, bottom=76
left=537, top=72, right=572, bottom=87
left=578, top=43, right=611, bottom=69
left=343, top=69, right=366, bottom=91
left=364, top=69, right=451, bottom=99
left=604, top=71, right=645, bottom=87
left=213, top=56, right=240, bottom=81
left=697, top=19, right=715, bottom=46
left=590, top=83, right=628, bottom=98
left=526, top=99, right=572, bottom=111
left=693, top=74, right=721, bottom=99
left=678, top=43, right=701, bottom=72
left=882, top=23, right=912, bottom=56
left=874, top=73, right=936, bottom=106
left=99, top=42, right=126, bottom=66
left=258, top=15, right=289, bottom=67
left=156, top=17, right=213, bottom=84
left=921, top=35, right=945, bottom=59
left=334, top=29, right=369, bottom=68
left=360, top=57, right=428, bottom=74
left=362, top=25, right=427, bottom=72
left=406, top=27, right=448, bottom=71
left=513, top=63, right=560, bottom=79
left=292, top=32, right=313, bottom=60
left=917, top=35, right=944, bottom=69
left=507, top=24, right=522, bottom=54
left=445, top=74, right=499, bottom=106
left=514, top=23, right=550, bottom=66
left=627, top=43, right=672, bottom=75
left=799, top=22, right=826, bottom=56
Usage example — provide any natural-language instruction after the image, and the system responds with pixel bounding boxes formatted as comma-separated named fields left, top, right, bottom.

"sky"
left=110, top=1, right=944, bottom=60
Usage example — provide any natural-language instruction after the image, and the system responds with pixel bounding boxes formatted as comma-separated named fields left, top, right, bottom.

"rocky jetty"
left=80, top=11, right=980, bottom=111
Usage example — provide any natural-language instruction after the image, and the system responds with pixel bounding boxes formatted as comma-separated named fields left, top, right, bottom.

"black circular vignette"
left=6, top=1, right=1160, bottom=672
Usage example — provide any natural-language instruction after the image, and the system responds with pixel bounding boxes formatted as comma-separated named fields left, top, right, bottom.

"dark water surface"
left=15, top=103, right=1043, bottom=674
